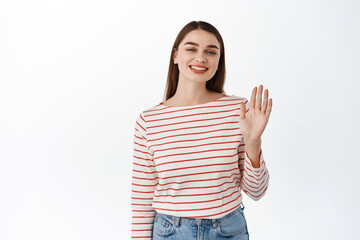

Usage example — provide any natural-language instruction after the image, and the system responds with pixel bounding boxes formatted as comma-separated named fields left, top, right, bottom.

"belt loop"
left=173, top=216, right=180, bottom=228
left=240, top=202, right=245, bottom=210
left=212, top=219, right=218, bottom=228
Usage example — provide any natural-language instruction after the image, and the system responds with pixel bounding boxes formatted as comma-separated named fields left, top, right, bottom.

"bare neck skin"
left=162, top=80, right=224, bottom=107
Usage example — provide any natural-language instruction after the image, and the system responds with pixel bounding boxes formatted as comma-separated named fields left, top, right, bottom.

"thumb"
left=239, top=102, right=246, bottom=120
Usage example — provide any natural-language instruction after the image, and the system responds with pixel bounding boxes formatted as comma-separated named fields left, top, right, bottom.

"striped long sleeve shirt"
left=131, top=94, right=269, bottom=239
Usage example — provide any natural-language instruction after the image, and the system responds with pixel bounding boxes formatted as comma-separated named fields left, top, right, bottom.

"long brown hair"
left=163, top=21, right=226, bottom=101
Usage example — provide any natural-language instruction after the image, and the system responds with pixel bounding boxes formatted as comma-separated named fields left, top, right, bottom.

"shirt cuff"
left=245, top=149, right=265, bottom=172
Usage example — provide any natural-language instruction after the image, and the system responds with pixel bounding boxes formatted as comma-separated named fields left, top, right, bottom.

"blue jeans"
left=152, top=203, right=249, bottom=240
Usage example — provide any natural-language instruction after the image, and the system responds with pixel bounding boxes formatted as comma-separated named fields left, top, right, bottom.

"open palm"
left=239, top=85, right=273, bottom=142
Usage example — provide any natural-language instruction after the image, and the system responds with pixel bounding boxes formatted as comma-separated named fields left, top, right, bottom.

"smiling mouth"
left=189, top=65, right=208, bottom=71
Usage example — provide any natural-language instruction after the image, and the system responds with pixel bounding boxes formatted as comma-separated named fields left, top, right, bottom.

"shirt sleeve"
left=237, top=97, right=270, bottom=201
left=131, top=112, right=159, bottom=239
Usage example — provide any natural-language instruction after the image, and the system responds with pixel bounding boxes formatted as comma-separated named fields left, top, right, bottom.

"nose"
left=195, top=52, right=206, bottom=63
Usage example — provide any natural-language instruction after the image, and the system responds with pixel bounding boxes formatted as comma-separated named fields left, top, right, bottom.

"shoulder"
left=223, top=94, right=250, bottom=110
left=225, top=94, right=248, bottom=102
left=134, top=104, right=160, bottom=126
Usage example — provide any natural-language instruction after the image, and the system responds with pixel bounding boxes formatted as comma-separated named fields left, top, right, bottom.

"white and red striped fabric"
left=131, top=94, right=269, bottom=239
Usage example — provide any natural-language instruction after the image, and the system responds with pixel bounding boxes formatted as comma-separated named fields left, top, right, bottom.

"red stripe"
left=132, top=176, right=158, bottom=181
left=149, top=121, right=240, bottom=136
left=132, top=190, right=156, bottom=194
left=147, top=105, right=240, bottom=119
left=155, top=147, right=237, bottom=162
left=140, top=113, right=147, bottom=123
left=156, top=177, right=240, bottom=192
left=190, top=202, right=242, bottom=218
left=154, top=140, right=241, bottom=153
left=135, top=121, right=146, bottom=133
left=132, top=169, right=157, bottom=174
left=153, top=189, right=240, bottom=205
left=149, top=128, right=240, bottom=142
left=147, top=114, right=240, bottom=129
left=159, top=168, right=240, bottom=180
left=133, top=156, right=152, bottom=162
left=134, top=140, right=146, bottom=147
left=156, top=159, right=239, bottom=174
left=132, top=203, right=153, bottom=206
left=133, top=162, right=156, bottom=168
left=132, top=209, right=155, bottom=212
left=134, top=149, right=150, bottom=156
left=146, top=101, right=243, bottom=117
left=154, top=185, right=238, bottom=198
left=132, top=197, right=153, bottom=200
left=158, top=172, right=240, bottom=186
left=131, top=183, right=157, bottom=187
left=149, top=134, right=242, bottom=148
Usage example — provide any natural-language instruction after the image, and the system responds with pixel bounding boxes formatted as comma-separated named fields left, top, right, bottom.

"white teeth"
left=191, top=66, right=207, bottom=71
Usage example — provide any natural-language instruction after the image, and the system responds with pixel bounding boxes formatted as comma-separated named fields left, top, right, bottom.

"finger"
left=266, top=98, right=273, bottom=117
left=262, top=89, right=269, bottom=112
left=250, top=87, right=256, bottom=109
left=239, top=102, right=246, bottom=119
left=255, top=85, right=263, bottom=110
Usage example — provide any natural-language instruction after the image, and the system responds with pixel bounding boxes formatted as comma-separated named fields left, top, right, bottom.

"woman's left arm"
left=239, top=85, right=273, bottom=168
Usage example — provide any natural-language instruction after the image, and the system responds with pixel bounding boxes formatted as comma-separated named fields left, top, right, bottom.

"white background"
left=1, top=0, right=359, bottom=239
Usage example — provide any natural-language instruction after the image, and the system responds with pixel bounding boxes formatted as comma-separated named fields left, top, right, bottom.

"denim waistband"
left=154, top=202, right=245, bottom=229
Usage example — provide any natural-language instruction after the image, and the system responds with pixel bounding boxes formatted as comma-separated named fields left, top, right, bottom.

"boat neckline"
left=157, top=94, right=228, bottom=108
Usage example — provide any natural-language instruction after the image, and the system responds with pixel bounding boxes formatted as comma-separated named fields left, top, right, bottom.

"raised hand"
left=239, top=85, right=272, bottom=144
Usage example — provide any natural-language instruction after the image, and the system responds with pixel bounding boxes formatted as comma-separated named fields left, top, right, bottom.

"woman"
left=132, top=20, right=272, bottom=240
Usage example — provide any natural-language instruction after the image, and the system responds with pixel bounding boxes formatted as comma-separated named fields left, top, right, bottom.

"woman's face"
left=174, top=29, right=221, bottom=84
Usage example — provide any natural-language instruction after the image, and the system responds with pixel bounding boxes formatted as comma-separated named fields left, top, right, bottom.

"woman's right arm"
left=131, top=112, right=159, bottom=239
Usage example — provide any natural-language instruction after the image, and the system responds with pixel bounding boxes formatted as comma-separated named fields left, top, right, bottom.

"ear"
left=173, top=48, right=178, bottom=64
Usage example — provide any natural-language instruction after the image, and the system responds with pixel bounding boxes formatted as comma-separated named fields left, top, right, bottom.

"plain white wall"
left=1, top=0, right=359, bottom=239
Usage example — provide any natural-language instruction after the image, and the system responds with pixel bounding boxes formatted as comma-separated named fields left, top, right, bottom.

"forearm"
left=240, top=137, right=269, bottom=201
left=244, top=138, right=262, bottom=168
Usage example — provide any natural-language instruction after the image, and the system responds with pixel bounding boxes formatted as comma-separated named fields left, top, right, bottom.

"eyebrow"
left=183, top=41, right=219, bottom=50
